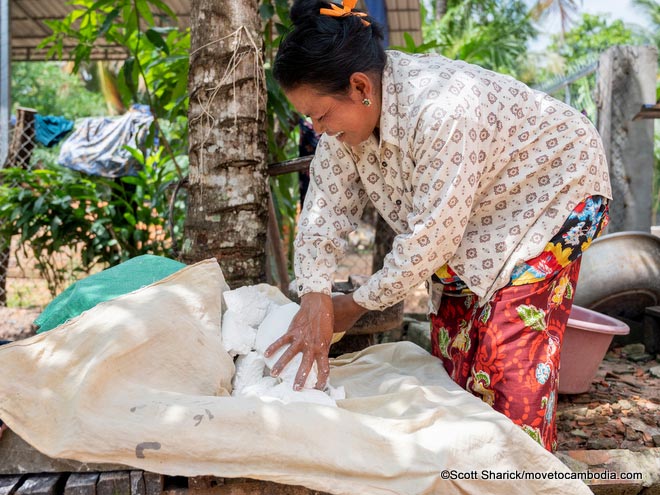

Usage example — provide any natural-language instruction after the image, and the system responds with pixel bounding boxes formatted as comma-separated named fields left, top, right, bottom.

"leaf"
left=135, top=0, right=155, bottom=26
left=33, top=195, right=46, bottom=213
left=122, top=57, right=138, bottom=97
left=146, top=0, right=176, bottom=19
left=146, top=28, right=170, bottom=54
left=89, top=0, right=118, bottom=12
left=98, top=8, right=121, bottom=37
left=516, top=304, right=547, bottom=332
left=260, top=3, right=275, bottom=20
left=123, top=212, right=137, bottom=226
left=121, top=145, right=145, bottom=165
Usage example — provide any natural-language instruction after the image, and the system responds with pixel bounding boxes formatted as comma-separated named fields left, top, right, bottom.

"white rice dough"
left=238, top=376, right=279, bottom=398
left=223, top=286, right=340, bottom=406
left=232, top=351, right=267, bottom=394
left=221, top=284, right=293, bottom=357
left=221, top=310, right=258, bottom=357
left=223, top=284, right=291, bottom=325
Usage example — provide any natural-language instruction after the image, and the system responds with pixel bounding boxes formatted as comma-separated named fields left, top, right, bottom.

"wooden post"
left=596, top=45, right=658, bottom=232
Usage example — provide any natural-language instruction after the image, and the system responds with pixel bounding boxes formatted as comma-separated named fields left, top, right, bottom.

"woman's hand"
left=332, top=293, right=368, bottom=335
left=265, top=292, right=335, bottom=391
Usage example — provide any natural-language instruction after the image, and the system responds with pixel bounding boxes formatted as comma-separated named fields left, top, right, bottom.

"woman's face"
left=284, top=76, right=380, bottom=147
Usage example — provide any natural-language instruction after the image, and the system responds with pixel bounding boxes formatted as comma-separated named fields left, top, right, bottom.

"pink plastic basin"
left=558, top=305, right=630, bottom=394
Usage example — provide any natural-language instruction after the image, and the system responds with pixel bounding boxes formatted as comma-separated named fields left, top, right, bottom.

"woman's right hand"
left=264, top=292, right=335, bottom=391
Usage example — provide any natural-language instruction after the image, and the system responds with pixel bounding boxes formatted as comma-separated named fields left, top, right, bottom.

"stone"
left=649, top=365, right=660, bottom=379
left=130, top=471, right=145, bottom=495
left=586, top=437, right=619, bottom=450
left=143, top=473, right=164, bottom=495
left=15, top=473, right=65, bottom=494
left=0, top=476, right=24, bottom=495
left=570, top=429, right=589, bottom=439
left=232, top=351, right=266, bottom=394
left=188, top=476, right=224, bottom=490
left=64, top=473, right=99, bottom=495
left=97, top=472, right=130, bottom=495
left=621, top=343, right=646, bottom=357
left=0, top=429, right=129, bottom=475
left=629, top=353, right=653, bottom=362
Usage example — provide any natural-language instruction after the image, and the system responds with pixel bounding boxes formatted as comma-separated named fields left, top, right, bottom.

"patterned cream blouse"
left=294, top=50, right=612, bottom=311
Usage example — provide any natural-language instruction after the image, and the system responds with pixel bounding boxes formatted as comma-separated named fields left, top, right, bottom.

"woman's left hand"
left=332, top=293, right=368, bottom=335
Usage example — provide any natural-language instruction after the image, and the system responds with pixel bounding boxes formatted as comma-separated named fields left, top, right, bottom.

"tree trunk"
left=182, top=0, right=269, bottom=288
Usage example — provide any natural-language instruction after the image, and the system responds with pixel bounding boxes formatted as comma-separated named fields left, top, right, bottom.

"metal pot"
left=574, top=231, right=660, bottom=320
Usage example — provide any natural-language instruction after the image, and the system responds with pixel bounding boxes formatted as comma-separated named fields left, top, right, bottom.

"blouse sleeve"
left=293, top=135, right=369, bottom=297
left=353, top=108, right=484, bottom=310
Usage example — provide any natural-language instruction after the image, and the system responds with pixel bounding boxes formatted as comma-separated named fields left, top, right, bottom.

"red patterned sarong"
left=430, top=259, right=581, bottom=452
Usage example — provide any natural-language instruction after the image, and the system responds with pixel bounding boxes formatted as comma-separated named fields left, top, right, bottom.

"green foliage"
left=34, top=0, right=303, bottom=282
left=390, top=32, right=441, bottom=54
left=0, top=151, right=185, bottom=296
left=14, top=0, right=190, bottom=294
left=548, top=14, right=639, bottom=64
left=539, top=14, right=641, bottom=122
left=11, top=62, right=106, bottom=118
left=421, top=0, right=537, bottom=78
left=40, top=0, right=190, bottom=131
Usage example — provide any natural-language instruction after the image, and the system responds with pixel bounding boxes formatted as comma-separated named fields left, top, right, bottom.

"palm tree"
left=182, top=0, right=269, bottom=288
left=530, top=0, right=582, bottom=38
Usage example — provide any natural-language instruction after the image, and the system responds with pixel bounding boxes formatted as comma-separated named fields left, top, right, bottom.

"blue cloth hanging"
left=34, top=114, right=74, bottom=147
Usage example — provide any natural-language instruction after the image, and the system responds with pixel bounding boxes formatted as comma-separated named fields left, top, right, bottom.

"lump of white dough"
left=251, top=283, right=293, bottom=308
left=265, top=382, right=337, bottom=407
left=221, top=284, right=294, bottom=357
left=254, top=302, right=319, bottom=389
left=221, top=310, right=258, bottom=357
left=236, top=376, right=336, bottom=407
left=232, top=351, right=266, bottom=394
left=237, top=376, right=279, bottom=398
left=223, top=286, right=271, bottom=327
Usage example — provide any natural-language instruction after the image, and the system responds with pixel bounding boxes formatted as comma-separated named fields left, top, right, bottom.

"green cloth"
left=35, top=255, right=186, bottom=333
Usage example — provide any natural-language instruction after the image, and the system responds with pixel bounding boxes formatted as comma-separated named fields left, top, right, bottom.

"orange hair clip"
left=320, top=0, right=371, bottom=26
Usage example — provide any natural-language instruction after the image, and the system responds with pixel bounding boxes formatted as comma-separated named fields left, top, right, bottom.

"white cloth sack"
left=0, top=259, right=591, bottom=495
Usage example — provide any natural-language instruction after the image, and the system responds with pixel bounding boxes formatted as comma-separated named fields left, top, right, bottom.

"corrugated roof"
left=8, top=0, right=420, bottom=61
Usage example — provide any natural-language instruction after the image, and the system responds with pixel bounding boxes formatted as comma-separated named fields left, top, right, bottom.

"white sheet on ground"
left=0, top=259, right=592, bottom=495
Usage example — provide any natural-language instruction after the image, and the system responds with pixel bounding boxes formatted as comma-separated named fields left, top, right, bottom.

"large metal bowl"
left=574, top=231, right=660, bottom=320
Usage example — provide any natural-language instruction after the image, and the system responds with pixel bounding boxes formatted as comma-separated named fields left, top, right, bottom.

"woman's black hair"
left=273, top=0, right=387, bottom=95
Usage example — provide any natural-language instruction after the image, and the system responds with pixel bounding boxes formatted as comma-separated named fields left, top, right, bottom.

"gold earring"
left=362, top=98, right=371, bottom=106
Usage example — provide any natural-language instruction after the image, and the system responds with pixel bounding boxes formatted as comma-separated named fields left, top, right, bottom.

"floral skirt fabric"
left=429, top=195, right=609, bottom=451
left=430, top=260, right=580, bottom=451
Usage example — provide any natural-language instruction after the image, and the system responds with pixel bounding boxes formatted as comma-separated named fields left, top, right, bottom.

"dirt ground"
left=556, top=344, right=660, bottom=451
